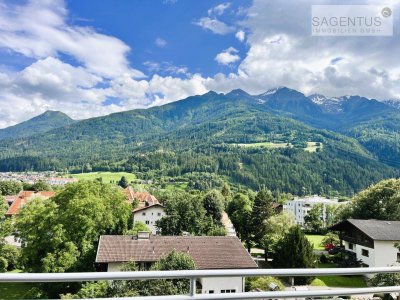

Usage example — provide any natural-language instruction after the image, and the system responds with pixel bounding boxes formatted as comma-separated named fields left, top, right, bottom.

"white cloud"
left=215, top=47, right=240, bottom=65
left=208, top=2, right=231, bottom=16
left=0, top=0, right=143, bottom=79
left=235, top=30, right=245, bottom=42
left=2, top=0, right=400, bottom=128
left=155, top=38, right=167, bottom=48
left=144, top=61, right=189, bottom=75
left=194, top=17, right=235, bottom=35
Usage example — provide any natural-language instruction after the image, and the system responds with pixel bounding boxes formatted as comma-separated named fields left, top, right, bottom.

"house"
left=330, top=219, right=400, bottom=270
left=95, top=234, right=257, bottom=294
left=5, top=191, right=56, bottom=217
left=284, top=195, right=345, bottom=226
left=46, top=177, right=78, bottom=186
left=124, top=187, right=165, bottom=234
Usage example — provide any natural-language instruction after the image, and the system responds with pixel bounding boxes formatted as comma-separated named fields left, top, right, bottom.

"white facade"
left=133, top=205, right=165, bottom=234
left=200, top=277, right=244, bottom=294
left=284, top=195, right=344, bottom=226
left=343, top=240, right=399, bottom=269
left=106, top=262, right=245, bottom=294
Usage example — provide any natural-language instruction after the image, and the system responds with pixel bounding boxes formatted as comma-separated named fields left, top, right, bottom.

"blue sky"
left=0, top=0, right=399, bottom=128
left=66, top=0, right=250, bottom=78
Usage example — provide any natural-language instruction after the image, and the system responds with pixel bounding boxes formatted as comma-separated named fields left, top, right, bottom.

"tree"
left=261, top=212, right=295, bottom=254
left=304, top=204, right=325, bottom=234
left=351, top=179, right=400, bottom=220
left=125, top=221, right=151, bottom=236
left=227, top=193, right=253, bottom=252
left=30, top=180, right=52, bottom=191
left=202, top=190, right=224, bottom=225
left=16, top=180, right=132, bottom=274
left=221, top=183, right=232, bottom=200
left=273, top=226, right=316, bottom=284
left=0, top=197, right=11, bottom=248
left=118, top=176, right=129, bottom=189
left=70, top=250, right=195, bottom=298
left=0, top=181, right=22, bottom=196
left=251, top=189, right=274, bottom=245
left=156, top=191, right=209, bottom=235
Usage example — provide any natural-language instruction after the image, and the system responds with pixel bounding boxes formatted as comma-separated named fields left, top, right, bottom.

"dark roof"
left=95, top=235, right=257, bottom=270
left=330, top=219, right=400, bottom=241
left=133, top=203, right=164, bottom=213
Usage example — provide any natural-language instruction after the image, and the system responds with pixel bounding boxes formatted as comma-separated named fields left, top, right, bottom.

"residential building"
left=330, top=219, right=400, bottom=271
left=46, top=177, right=78, bottom=186
left=95, top=234, right=257, bottom=294
left=5, top=190, right=56, bottom=217
left=133, top=204, right=165, bottom=234
left=124, top=187, right=165, bottom=234
left=284, top=195, right=344, bottom=226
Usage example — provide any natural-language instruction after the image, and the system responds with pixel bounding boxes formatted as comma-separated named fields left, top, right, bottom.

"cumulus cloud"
left=194, top=17, right=235, bottom=35
left=235, top=30, right=245, bottom=42
left=215, top=47, right=240, bottom=65
left=208, top=2, right=231, bottom=16
left=0, top=0, right=143, bottom=78
left=1, top=0, right=400, bottom=128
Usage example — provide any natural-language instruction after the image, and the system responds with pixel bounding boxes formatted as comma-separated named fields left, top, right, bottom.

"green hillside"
left=0, top=91, right=398, bottom=196
left=0, top=110, right=75, bottom=141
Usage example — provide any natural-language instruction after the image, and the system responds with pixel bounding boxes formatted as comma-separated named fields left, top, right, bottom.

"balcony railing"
left=1, top=267, right=400, bottom=299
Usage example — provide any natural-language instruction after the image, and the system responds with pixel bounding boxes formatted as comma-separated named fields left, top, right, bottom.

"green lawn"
left=305, top=234, right=325, bottom=250
left=311, top=276, right=367, bottom=288
left=71, top=172, right=136, bottom=184
left=0, top=282, right=38, bottom=299
left=305, top=142, right=323, bottom=153
left=311, top=263, right=367, bottom=288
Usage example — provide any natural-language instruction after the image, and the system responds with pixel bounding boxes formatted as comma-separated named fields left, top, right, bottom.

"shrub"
left=320, top=254, right=328, bottom=264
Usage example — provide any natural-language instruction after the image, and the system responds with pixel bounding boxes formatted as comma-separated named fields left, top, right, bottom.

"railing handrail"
left=0, top=266, right=400, bottom=282
left=2, top=267, right=400, bottom=299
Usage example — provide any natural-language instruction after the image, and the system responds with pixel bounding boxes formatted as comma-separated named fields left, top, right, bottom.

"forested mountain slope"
left=0, top=110, right=75, bottom=141
left=0, top=89, right=398, bottom=195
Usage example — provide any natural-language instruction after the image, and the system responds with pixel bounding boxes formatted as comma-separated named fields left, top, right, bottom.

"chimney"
left=137, top=231, right=150, bottom=240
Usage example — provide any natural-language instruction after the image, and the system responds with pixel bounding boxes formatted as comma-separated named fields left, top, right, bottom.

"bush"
left=0, top=244, right=21, bottom=270
left=246, top=277, right=285, bottom=292
left=320, top=254, right=328, bottom=264
left=0, top=257, right=8, bottom=272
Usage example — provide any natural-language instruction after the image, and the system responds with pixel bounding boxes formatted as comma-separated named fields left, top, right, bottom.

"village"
left=1, top=176, right=399, bottom=298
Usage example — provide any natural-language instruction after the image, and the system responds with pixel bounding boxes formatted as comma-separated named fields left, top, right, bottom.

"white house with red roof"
left=124, top=187, right=165, bottom=234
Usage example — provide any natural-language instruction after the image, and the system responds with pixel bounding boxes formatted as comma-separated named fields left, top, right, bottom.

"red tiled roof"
left=95, top=235, right=258, bottom=270
left=5, top=191, right=56, bottom=216
left=124, top=187, right=160, bottom=207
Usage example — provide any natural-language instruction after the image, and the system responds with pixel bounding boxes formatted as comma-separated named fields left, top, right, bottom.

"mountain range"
left=0, top=87, right=399, bottom=195
left=0, top=110, right=75, bottom=141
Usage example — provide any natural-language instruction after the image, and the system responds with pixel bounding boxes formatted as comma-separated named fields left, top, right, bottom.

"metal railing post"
left=190, top=277, right=196, bottom=296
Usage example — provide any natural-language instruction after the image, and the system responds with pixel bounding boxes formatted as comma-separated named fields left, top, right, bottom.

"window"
left=221, top=289, right=236, bottom=293
left=145, top=221, right=150, bottom=225
left=397, top=253, right=400, bottom=263
left=142, top=212, right=146, bottom=216
left=208, top=290, right=214, bottom=294
left=158, top=212, right=161, bottom=216
left=362, top=249, right=369, bottom=257
left=348, top=243, right=353, bottom=250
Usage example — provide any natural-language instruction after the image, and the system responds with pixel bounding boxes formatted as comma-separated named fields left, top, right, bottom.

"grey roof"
left=96, top=235, right=257, bottom=270
left=334, top=219, right=400, bottom=241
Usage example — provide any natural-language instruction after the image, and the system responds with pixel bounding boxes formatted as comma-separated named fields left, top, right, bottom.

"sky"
left=0, top=0, right=399, bottom=128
